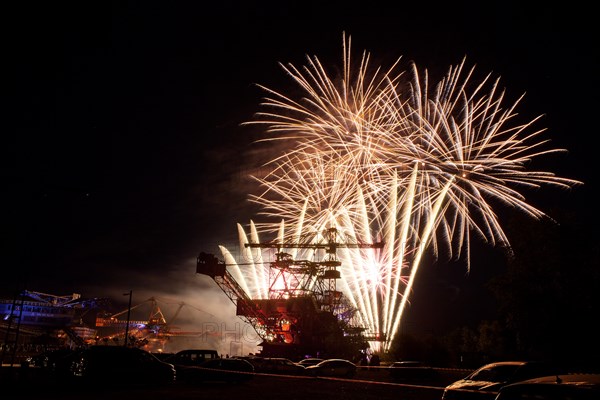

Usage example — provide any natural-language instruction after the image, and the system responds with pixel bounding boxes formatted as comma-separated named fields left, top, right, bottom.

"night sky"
left=2, top=2, right=598, bottom=353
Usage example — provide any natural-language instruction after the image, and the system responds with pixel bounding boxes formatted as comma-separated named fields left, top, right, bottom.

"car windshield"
left=469, top=364, right=520, bottom=382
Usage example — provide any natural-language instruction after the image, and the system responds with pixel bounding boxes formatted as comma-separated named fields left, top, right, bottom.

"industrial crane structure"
left=197, top=227, right=383, bottom=359
left=0, top=290, right=108, bottom=349
left=94, top=297, right=214, bottom=352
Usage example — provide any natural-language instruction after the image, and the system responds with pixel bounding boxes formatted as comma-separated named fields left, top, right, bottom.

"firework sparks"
left=222, top=33, right=581, bottom=352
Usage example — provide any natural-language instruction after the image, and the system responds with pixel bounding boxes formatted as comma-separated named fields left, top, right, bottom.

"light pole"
left=123, top=290, right=132, bottom=347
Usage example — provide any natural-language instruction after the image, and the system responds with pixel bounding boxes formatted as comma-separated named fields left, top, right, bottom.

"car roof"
left=497, top=374, right=600, bottom=398
left=174, top=349, right=219, bottom=354
left=477, top=361, right=527, bottom=368
left=468, top=360, right=533, bottom=374
left=298, top=358, right=323, bottom=364
left=508, top=373, right=600, bottom=385
left=391, top=361, right=428, bottom=366
left=317, top=359, right=353, bottom=364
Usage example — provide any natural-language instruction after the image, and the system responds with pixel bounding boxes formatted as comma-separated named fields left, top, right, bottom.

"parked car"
left=178, top=357, right=255, bottom=383
left=162, top=348, right=220, bottom=376
left=297, top=357, right=324, bottom=367
left=388, top=361, right=439, bottom=381
left=494, top=373, right=600, bottom=400
left=252, top=357, right=306, bottom=375
left=70, top=345, right=176, bottom=386
left=305, top=358, right=357, bottom=378
left=442, top=361, right=564, bottom=400
left=163, top=349, right=220, bottom=367
left=261, top=357, right=306, bottom=375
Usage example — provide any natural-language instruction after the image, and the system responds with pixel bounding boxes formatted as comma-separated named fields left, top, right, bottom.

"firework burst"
left=222, top=33, right=581, bottom=352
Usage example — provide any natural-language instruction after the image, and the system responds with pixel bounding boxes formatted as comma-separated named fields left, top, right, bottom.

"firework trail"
left=222, top=33, right=581, bottom=352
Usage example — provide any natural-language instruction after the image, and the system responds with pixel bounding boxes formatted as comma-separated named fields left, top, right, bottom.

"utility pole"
left=123, top=290, right=132, bottom=346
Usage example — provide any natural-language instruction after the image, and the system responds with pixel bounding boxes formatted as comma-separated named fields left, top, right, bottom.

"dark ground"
left=3, top=365, right=469, bottom=400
